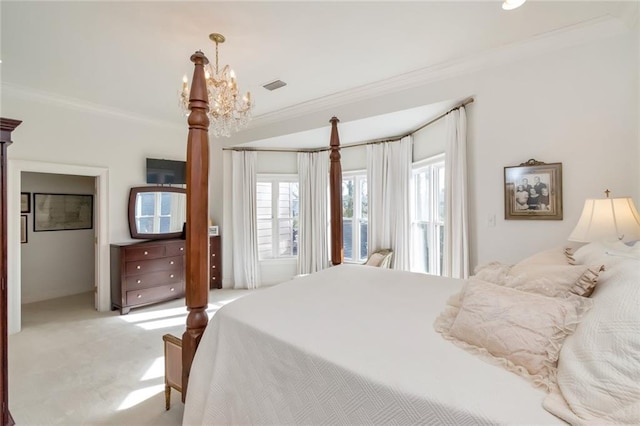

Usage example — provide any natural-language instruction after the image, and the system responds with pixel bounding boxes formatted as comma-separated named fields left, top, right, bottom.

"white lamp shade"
left=568, top=197, right=640, bottom=243
left=502, top=0, right=526, bottom=10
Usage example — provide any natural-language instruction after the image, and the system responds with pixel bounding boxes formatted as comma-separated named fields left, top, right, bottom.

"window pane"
left=256, top=182, right=272, bottom=220
left=437, top=165, right=445, bottom=223
left=359, top=178, right=368, bottom=219
left=342, top=178, right=354, bottom=219
left=343, top=218, right=353, bottom=260
left=140, top=193, right=155, bottom=216
left=411, top=222, right=430, bottom=274
left=278, top=218, right=294, bottom=257
left=359, top=220, right=368, bottom=261
left=160, top=193, right=171, bottom=215
left=414, top=171, right=430, bottom=222
left=278, top=182, right=298, bottom=219
left=438, top=224, right=444, bottom=275
left=159, top=217, right=171, bottom=233
left=137, top=217, right=154, bottom=234
left=257, top=218, right=273, bottom=260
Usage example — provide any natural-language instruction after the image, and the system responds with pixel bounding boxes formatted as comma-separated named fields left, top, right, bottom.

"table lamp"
left=568, top=190, right=640, bottom=243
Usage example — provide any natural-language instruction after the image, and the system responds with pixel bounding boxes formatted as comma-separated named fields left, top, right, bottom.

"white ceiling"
left=0, top=1, right=634, bottom=148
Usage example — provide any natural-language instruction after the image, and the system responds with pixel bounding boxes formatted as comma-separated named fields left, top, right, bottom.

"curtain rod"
left=223, top=96, right=474, bottom=153
left=340, top=96, right=474, bottom=149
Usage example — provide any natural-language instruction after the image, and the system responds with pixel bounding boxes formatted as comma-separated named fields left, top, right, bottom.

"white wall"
left=2, top=91, right=187, bottom=332
left=220, top=31, right=638, bottom=277
left=2, top=94, right=187, bottom=244
left=4, top=28, right=638, bottom=298
left=21, top=172, right=95, bottom=303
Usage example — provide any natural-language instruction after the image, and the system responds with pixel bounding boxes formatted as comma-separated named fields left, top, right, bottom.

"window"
left=256, top=176, right=299, bottom=260
left=342, top=173, right=368, bottom=262
left=411, top=155, right=445, bottom=275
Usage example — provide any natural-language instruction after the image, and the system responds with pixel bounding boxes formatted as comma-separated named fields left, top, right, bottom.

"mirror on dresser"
left=128, top=186, right=186, bottom=239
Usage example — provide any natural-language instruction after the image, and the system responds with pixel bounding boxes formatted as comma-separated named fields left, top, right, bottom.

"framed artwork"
left=21, top=215, right=28, bottom=243
left=33, top=193, right=93, bottom=232
left=21, top=192, right=31, bottom=213
left=504, top=159, right=563, bottom=220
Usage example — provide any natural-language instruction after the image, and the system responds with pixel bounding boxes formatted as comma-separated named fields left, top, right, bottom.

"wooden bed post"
left=329, top=116, right=343, bottom=266
left=182, top=51, right=210, bottom=402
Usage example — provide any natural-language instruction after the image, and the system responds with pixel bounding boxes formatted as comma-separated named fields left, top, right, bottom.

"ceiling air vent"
left=262, top=80, right=287, bottom=91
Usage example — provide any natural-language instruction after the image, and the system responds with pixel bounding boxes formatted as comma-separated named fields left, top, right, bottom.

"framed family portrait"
left=21, top=192, right=31, bottom=213
left=504, top=159, right=563, bottom=220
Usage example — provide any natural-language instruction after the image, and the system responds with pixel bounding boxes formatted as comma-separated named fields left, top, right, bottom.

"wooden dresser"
left=209, top=235, right=221, bottom=289
left=110, top=239, right=186, bottom=314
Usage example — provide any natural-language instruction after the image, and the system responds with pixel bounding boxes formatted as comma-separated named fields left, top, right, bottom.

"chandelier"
left=179, top=33, right=253, bottom=138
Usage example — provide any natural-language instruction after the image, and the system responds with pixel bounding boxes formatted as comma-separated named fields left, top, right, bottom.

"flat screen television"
left=146, top=158, right=186, bottom=185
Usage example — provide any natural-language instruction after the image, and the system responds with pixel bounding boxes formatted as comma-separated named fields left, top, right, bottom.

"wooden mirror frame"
left=128, top=186, right=186, bottom=239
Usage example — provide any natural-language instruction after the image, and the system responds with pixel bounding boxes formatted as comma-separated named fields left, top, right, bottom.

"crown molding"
left=0, top=83, right=183, bottom=130
left=248, top=15, right=631, bottom=129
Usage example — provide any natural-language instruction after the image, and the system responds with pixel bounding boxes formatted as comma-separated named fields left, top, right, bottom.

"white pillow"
left=571, top=241, right=634, bottom=268
left=543, top=258, right=640, bottom=424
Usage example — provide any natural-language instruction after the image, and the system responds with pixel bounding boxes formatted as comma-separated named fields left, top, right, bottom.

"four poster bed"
left=179, top=52, right=640, bottom=425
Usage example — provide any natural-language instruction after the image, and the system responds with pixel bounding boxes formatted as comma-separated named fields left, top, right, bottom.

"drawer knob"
left=137, top=294, right=142, bottom=299
left=212, top=254, right=216, bottom=257
left=170, top=287, right=175, bottom=292
left=144, top=251, right=148, bottom=256
left=212, top=277, right=216, bottom=280
left=170, top=274, right=175, bottom=278
left=136, top=265, right=141, bottom=270
left=170, top=261, right=174, bottom=265
left=180, top=247, right=184, bottom=251
left=136, top=279, right=141, bottom=284
left=212, top=265, right=216, bottom=269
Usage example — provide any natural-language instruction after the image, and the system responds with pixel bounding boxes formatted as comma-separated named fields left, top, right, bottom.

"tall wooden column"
left=181, top=51, right=210, bottom=401
left=329, top=117, right=343, bottom=266
left=0, top=118, right=21, bottom=426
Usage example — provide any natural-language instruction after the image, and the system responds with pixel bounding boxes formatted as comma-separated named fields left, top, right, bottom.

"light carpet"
left=9, top=288, right=255, bottom=425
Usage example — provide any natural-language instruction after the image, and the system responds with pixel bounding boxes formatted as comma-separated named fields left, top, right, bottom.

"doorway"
left=7, top=160, right=109, bottom=334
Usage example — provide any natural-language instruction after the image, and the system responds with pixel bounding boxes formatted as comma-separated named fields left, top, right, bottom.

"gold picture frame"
left=504, top=159, right=563, bottom=220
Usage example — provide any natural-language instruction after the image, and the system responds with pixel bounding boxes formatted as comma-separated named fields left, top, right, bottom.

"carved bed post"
left=182, top=51, right=210, bottom=401
left=329, top=117, right=343, bottom=265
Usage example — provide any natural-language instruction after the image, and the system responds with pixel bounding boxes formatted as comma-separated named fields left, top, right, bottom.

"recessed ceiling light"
left=502, top=0, right=526, bottom=10
left=263, top=80, right=287, bottom=91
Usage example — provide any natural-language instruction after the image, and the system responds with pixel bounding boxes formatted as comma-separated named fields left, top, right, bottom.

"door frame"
left=7, top=160, right=109, bottom=334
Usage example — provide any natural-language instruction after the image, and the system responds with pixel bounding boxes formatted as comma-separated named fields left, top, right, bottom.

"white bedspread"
left=183, top=265, right=564, bottom=425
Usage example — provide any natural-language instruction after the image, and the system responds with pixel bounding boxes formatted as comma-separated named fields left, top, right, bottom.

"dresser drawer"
left=125, top=256, right=183, bottom=276
left=126, top=283, right=183, bottom=306
left=125, top=270, right=183, bottom=290
left=165, top=242, right=186, bottom=257
left=124, top=245, right=166, bottom=261
left=210, top=274, right=220, bottom=288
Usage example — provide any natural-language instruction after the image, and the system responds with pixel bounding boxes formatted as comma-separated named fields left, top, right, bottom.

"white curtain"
left=231, top=151, right=261, bottom=289
left=443, top=107, right=469, bottom=279
left=366, top=136, right=412, bottom=270
left=297, top=151, right=330, bottom=275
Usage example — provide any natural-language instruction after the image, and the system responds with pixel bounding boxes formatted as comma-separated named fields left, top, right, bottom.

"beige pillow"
left=474, top=262, right=602, bottom=298
left=364, top=252, right=386, bottom=267
left=435, top=279, right=592, bottom=390
left=506, top=263, right=603, bottom=297
left=517, top=246, right=575, bottom=266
